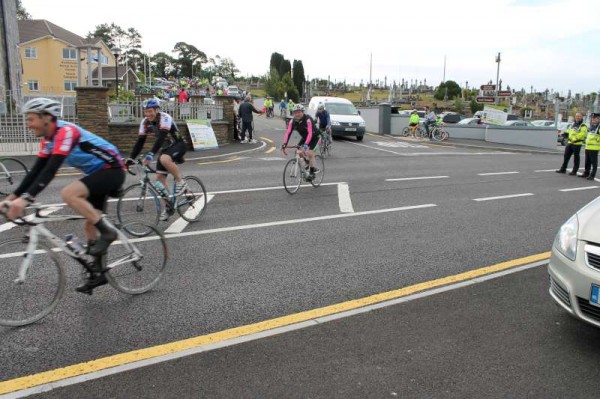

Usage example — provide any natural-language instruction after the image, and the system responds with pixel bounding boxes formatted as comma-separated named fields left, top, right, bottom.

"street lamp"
left=111, top=47, right=122, bottom=98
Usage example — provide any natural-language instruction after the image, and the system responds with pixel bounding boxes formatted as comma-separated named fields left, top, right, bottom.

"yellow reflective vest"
left=585, top=125, right=600, bottom=151
left=567, top=122, right=587, bottom=145
left=409, top=114, right=419, bottom=124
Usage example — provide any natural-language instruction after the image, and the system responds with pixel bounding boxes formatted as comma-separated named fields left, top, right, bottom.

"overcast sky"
left=21, top=0, right=600, bottom=94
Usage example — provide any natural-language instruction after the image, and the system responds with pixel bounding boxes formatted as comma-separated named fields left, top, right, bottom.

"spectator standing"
left=424, top=106, right=436, bottom=140
left=579, top=112, right=600, bottom=180
left=233, top=97, right=241, bottom=141
left=177, top=88, right=189, bottom=103
left=238, top=95, right=263, bottom=143
left=556, top=112, right=587, bottom=175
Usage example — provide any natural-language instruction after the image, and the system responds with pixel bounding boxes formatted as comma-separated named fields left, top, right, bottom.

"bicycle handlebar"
left=126, top=157, right=157, bottom=176
left=0, top=202, right=85, bottom=226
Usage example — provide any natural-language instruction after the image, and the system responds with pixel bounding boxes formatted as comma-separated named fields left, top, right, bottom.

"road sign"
left=480, top=85, right=496, bottom=90
left=497, top=91, right=511, bottom=97
left=476, top=97, right=496, bottom=103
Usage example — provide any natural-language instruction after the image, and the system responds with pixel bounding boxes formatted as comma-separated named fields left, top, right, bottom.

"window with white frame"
left=63, top=48, right=77, bottom=60
left=92, top=53, right=109, bottom=65
left=24, top=47, right=37, bottom=58
left=27, top=80, right=39, bottom=91
left=64, top=80, right=77, bottom=91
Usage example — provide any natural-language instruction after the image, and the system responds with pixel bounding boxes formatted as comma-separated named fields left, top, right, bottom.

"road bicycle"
left=318, top=128, right=332, bottom=157
left=281, top=145, right=325, bottom=194
left=0, top=157, right=29, bottom=196
left=401, top=124, right=426, bottom=139
left=431, top=124, right=450, bottom=141
left=116, top=158, right=208, bottom=237
left=0, top=203, right=167, bottom=327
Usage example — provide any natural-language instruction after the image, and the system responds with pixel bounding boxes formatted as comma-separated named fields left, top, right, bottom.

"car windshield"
left=326, top=103, right=358, bottom=115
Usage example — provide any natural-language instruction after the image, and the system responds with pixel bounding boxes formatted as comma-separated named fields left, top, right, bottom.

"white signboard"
left=186, top=119, right=219, bottom=150
left=481, top=107, right=508, bottom=126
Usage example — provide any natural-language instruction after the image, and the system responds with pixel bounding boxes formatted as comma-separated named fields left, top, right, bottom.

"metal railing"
left=108, top=99, right=224, bottom=123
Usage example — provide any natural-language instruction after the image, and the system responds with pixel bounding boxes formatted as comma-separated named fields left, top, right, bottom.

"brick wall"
left=75, top=87, right=110, bottom=137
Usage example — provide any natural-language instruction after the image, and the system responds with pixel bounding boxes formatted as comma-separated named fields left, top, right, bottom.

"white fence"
left=109, top=100, right=224, bottom=123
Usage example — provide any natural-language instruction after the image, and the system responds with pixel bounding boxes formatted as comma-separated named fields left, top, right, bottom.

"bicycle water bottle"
left=153, top=181, right=168, bottom=198
left=65, top=234, right=85, bottom=256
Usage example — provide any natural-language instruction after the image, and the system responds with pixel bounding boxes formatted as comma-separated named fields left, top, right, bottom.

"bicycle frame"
left=5, top=207, right=142, bottom=283
left=282, top=146, right=311, bottom=179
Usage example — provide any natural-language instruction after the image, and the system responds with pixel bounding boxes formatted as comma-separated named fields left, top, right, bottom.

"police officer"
left=579, top=112, right=600, bottom=180
left=556, top=112, right=587, bottom=175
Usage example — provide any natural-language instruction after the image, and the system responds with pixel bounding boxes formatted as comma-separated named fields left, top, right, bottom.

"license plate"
left=345, top=127, right=356, bottom=132
left=590, top=284, right=600, bottom=306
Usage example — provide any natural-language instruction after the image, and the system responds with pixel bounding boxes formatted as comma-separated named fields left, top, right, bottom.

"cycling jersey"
left=39, top=121, right=123, bottom=175
left=283, top=114, right=315, bottom=145
left=131, top=112, right=183, bottom=159
left=315, top=110, right=331, bottom=129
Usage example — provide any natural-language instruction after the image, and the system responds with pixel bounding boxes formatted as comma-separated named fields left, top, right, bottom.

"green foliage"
left=453, top=98, right=465, bottom=114
left=470, top=99, right=484, bottom=114
left=264, top=67, right=299, bottom=102
left=434, top=80, right=461, bottom=101
left=172, top=42, right=207, bottom=78
left=152, top=52, right=176, bottom=78
left=109, top=90, right=136, bottom=102
left=270, top=53, right=285, bottom=78
left=86, top=23, right=142, bottom=51
left=292, top=60, right=305, bottom=98
left=16, top=0, right=31, bottom=20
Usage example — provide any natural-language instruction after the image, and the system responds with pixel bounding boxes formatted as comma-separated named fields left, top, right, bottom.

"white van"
left=307, top=96, right=366, bottom=141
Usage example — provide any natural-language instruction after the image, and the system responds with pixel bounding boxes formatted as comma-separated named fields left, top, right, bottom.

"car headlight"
left=359, top=121, right=365, bottom=127
left=554, top=214, right=579, bottom=261
left=331, top=121, right=341, bottom=126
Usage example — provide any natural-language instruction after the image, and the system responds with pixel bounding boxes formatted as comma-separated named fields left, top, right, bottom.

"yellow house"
left=17, top=19, right=122, bottom=96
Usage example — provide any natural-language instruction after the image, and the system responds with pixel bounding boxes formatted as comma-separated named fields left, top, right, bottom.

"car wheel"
left=356, top=135, right=364, bottom=141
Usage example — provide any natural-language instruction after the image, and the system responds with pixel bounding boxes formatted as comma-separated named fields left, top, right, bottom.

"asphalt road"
left=1, top=113, right=600, bottom=398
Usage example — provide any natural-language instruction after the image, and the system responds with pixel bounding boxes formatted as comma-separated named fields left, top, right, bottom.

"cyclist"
left=424, top=106, right=436, bottom=140
left=127, top=98, right=187, bottom=221
left=281, top=104, right=320, bottom=181
left=409, top=110, right=419, bottom=134
left=0, top=98, right=126, bottom=292
left=315, top=103, right=332, bottom=144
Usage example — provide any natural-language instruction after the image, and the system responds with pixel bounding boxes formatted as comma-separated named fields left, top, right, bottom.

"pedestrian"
left=556, top=112, right=587, bottom=175
left=177, top=87, right=189, bottom=103
left=579, top=112, right=600, bottom=180
left=233, top=97, right=241, bottom=141
left=238, top=95, right=263, bottom=143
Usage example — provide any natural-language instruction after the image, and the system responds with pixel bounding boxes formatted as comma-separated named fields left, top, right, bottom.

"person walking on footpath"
left=579, top=112, right=600, bottom=180
left=238, top=95, right=263, bottom=143
left=556, top=112, right=587, bottom=175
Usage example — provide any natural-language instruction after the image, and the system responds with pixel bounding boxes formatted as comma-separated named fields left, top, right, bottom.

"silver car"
left=549, top=196, right=600, bottom=327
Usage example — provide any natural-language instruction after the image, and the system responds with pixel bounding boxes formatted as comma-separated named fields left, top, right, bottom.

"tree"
left=151, top=52, right=176, bottom=79
left=434, top=80, right=461, bottom=101
left=217, top=57, right=239, bottom=80
left=270, top=53, right=285, bottom=78
left=172, top=42, right=207, bottom=78
left=292, top=60, right=305, bottom=98
left=470, top=99, right=484, bottom=115
left=16, top=0, right=31, bottom=20
left=280, top=59, right=291, bottom=80
left=86, top=23, right=142, bottom=54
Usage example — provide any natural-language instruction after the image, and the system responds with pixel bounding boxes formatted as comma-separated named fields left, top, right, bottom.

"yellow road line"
left=260, top=137, right=273, bottom=143
left=197, top=157, right=241, bottom=165
left=265, top=147, right=275, bottom=154
left=0, top=251, right=550, bottom=395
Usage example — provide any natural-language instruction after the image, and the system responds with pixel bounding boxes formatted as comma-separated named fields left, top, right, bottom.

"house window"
left=62, top=48, right=77, bottom=60
left=92, top=53, right=109, bottom=65
left=27, top=80, right=39, bottom=91
left=24, top=47, right=37, bottom=58
left=64, top=80, right=77, bottom=91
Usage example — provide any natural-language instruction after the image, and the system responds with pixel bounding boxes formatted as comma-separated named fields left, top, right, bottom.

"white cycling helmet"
left=317, top=103, right=325, bottom=110
left=22, top=98, right=61, bottom=117
left=292, top=104, right=304, bottom=112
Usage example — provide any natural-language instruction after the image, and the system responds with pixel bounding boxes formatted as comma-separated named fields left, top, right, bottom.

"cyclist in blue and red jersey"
left=281, top=104, right=320, bottom=181
left=0, top=98, right=126, bottom=291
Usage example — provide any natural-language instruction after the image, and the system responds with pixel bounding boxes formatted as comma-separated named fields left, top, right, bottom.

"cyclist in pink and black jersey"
left=281, top=104, right=320, bottom=181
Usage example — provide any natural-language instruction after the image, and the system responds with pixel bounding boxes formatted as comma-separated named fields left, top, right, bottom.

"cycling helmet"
left=292, top=104, right=305, bottom=112
left=144, top=98, right=161, bottom=109
left=317, top=103, right=325, bottom=110
left=22, top=98, right=61, bottom=117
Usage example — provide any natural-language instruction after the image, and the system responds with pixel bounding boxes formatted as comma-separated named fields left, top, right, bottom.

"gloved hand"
left=280, top=143, right=287, bottom=150
left=302, top=144, right=309, bottom=151
left=125, top=158, right=135, bottom=166
left=144, top=152, right=154, bottom=162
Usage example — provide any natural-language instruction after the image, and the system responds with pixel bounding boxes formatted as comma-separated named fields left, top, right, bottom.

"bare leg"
left=159, top=154, right=182, bottom=182
left=61, top=181, right=101, bottom=241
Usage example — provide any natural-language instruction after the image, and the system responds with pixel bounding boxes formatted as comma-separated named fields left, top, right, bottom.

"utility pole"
left=495, top=52, right=501, bottom=104
left=443, top=55, right=446, bottom=83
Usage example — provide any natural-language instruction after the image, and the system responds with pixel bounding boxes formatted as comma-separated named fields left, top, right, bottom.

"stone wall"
left=75, top=87, right=110, bottom=137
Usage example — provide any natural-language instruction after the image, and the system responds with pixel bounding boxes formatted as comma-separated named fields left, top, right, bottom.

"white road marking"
left=374, top=140, right=428, bottom=149
left=559, top=186, right=599, bottom=192
left=477, top=171, right=520, bottom=176
left=534, top=169, right=558, bottom=172
left=337, top=183, right=354, bottom=213
left=386, top=176, right=449, bottom=182
left=164, top=195, right=214, bottom=234
left=346, top=141, right=515, bottom=156
left=473, top=193, right=534, bottom=202
left=0, top=204, right=438, bottom=260
left=208, top=182, right=344, bottom=195
left=0, top=206, right=61, bottom=233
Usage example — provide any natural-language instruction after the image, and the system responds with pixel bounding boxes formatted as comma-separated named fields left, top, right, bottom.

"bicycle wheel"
left=401, top=127, right=411, bottom=137
left=311, top=155, right=325, bottom=187
left=116, top=183, right=160, bottom=237
left=441, top=130, right=450, bottom=140
left=0, top=158, right=29, bottom=196
left=177, top=176, right=208, bottom=222
left=416, top=126, right=426, bottom=139
left=431, top=128, right=441, bottom=141
left=0, top=237, right=66, bottom=327
left=283, top=159, right=302, bottom=194
left=319, top=139, right=325, bottom=157
left=104, top=223, right=167, bottom=295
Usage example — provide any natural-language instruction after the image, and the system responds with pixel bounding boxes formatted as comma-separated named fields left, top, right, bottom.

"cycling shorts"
left=157, top=141, right=186, bottom=174
left=409, top=122, right=418, bottom=127
left=80, top=167, right=125, bottom=211
left=298, top=134, right=320, bottom=151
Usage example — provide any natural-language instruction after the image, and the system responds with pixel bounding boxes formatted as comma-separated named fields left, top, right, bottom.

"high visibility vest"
left=567, top=122, right=587, bottom=146
left=585, top=125, right=600, bottom=151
